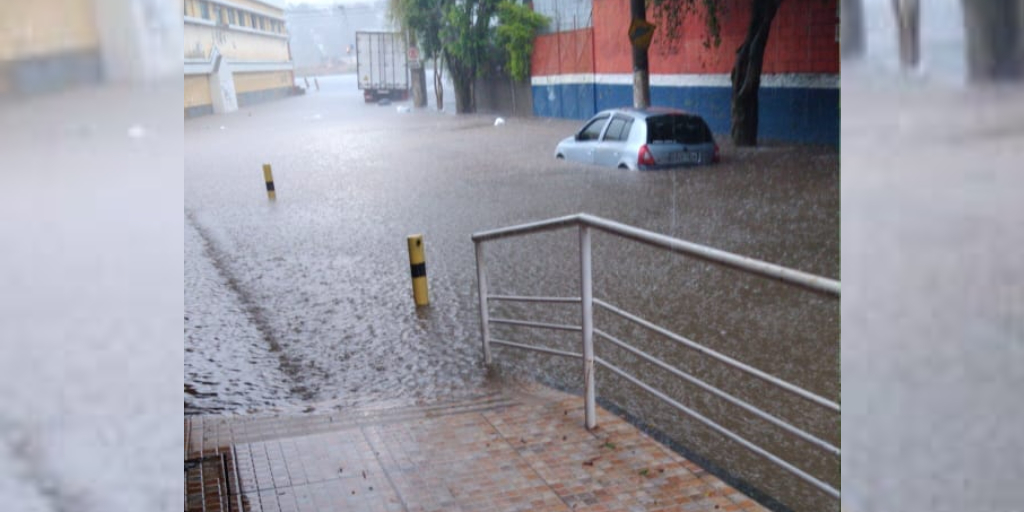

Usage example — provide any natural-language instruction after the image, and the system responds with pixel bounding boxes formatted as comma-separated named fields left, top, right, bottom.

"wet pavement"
left=185, top=74, right=839, bottom=510
left=186, top=384, right=769, bottom=512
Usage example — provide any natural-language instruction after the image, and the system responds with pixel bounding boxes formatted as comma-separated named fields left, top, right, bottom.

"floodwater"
left=185, top=75, right=838, bottom=511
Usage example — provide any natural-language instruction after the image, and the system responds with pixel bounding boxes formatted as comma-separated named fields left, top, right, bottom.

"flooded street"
left=185, top=74, right=838, bottom=510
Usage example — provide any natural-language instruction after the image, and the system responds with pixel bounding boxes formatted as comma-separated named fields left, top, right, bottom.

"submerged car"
left=555, top=107, right=719, bottom=170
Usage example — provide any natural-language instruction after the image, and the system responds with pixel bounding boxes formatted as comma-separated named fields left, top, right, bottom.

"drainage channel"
left=185, top=450, right=245, bottom=512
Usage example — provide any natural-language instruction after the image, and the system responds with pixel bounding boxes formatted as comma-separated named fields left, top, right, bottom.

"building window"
left=228, top=8, right=236, bottom=25
left=259, top=16, right=266, bottom=31
left=199, top=1, right=210, bottom=20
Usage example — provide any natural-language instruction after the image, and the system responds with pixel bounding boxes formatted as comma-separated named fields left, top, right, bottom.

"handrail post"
left=579, top=224, right=596, bottom=429
left=475, top=241, right=492, bottom=364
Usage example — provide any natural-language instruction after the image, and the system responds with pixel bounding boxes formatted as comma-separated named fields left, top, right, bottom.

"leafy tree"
left=388, top=0, right=448, bottom=109
left=495, top=1, right=549, bottom=82
left=391, top=0, right=548, bottom=113
left=440, top=0, right=501, bottom=113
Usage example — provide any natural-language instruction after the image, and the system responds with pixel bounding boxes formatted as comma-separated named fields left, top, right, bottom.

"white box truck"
left=356, top=31, right=410, bottom=103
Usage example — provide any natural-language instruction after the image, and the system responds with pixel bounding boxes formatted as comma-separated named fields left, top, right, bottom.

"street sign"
left=628, top=18, right=657, bottom=50
left=407, top=46, right=419, bottom=62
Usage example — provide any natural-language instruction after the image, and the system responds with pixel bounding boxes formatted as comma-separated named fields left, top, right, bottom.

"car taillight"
left=638, top=144, right=656, bottom=167
left=713, top=142, right=720, bottom=163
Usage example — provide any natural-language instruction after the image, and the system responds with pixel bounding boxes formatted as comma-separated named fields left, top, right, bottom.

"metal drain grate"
left=185, top=450, right=245, bottom=512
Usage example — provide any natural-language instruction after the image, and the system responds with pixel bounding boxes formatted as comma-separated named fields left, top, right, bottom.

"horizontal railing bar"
left=489, top=318, right=582, bottom=332
left=487, top=295, right=582, bottom=304
left=577, top=214, right=840, bottom=296
left=491, top=338, right=582, bottom=359
left=595, top=357, right=840, bottom=500
left=594, top=298, right=840, bottom=414
left=594, top=328, right=840, bottom=456
left=471, top=214, right=580, bottom=242
left=470, top=214, right=840, bottom=296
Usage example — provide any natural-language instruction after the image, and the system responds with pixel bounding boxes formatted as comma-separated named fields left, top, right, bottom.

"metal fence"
left=471, top=213, right=840, bottom=499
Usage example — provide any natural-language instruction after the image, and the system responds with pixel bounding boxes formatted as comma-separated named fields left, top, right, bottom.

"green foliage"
left=496, top=1, right=549, bottom=81
left=649, top=0, right=724, bottom=49
left=387, top=0, right=447, bottom=60
left=389, top=0, right=547, bottom=111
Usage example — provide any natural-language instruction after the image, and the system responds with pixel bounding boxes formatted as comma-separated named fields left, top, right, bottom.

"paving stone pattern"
left=185, top=386, right=768, bottom=512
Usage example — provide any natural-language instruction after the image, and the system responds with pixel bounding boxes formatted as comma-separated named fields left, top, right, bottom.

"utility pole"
left=408, top=33, right=427, bottom=108
left=628, top=0, right=655, bottom=108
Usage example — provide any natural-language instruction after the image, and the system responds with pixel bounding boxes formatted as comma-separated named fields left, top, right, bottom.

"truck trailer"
left=356, top=31, right=410, bottom=103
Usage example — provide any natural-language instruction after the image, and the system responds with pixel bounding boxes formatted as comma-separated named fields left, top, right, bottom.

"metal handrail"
left=595, top=298, right=840, bottom=413
left=471, top=213, right=841, bottom=296
left=594, top=327, right=840, bottom=456
left=487, top=295, right=581, bottom=304
left=471, top=213, right=840, bottom=499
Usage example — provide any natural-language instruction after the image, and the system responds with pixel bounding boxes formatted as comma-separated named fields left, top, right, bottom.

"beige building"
left=1, top=0, right=179, bottom=96
left=184, top=0, right=296, bottom=117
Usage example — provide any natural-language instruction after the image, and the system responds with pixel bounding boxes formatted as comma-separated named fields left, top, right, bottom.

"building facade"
left=184, top=0, right=296, bottom=118
left=529, top=0, right=839, bottom=145
left=1, top=0, right=179, bottom=97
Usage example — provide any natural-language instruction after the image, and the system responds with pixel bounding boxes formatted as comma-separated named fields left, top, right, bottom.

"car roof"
left=598, top=107, right=702, bottom=119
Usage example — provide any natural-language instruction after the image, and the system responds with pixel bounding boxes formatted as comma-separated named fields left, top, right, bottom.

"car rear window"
left=645, top=115, right=713, bottom=144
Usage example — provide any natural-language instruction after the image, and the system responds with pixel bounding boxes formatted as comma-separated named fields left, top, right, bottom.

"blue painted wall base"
left=532, top=83, right=839, bottom=145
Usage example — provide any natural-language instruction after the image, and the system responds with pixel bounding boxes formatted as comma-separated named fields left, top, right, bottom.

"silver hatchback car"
left=555, top=107, right=719, bottom=170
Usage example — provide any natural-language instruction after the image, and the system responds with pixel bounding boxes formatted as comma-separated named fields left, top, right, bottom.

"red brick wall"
left=582, top=0, right=838, bottom=75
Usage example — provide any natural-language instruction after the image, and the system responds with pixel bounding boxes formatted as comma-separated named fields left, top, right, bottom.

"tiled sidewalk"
left=185, top=386, right=768, bottom=512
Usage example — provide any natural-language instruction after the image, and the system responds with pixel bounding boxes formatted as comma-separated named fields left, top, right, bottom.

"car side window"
left=603, top=118, right=626, bottom=141
left=621, top=119, right=634, bottom=140
left=603, top=116, right=634, bottom=142
left=578, top=116, right=609, bottom=141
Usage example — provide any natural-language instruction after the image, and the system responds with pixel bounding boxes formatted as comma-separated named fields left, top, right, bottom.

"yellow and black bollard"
left=263, top=164, right=276, bottom=201
left=407, top=234, right=429, bottom=306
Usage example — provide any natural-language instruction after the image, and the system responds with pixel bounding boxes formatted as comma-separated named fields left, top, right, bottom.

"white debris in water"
left=396, top=105, right=410, bottom=113
left=219, top=125, right=226, bottom=130
left=494, top=117, right=505, bottom=126
left=127, top=124, right=146, bottom=139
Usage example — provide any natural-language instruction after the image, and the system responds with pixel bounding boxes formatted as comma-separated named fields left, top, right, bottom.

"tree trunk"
left=731, top=0, right=782, bottom=147
left=433, top=57, right=445, bottom=111
left=961, top=0, right=1024, bottom=82
left=841, top=0, right=866, bottom=59
left=891, top=0, right=921, bottom=70
left=450, top=62, right=475, bottom=114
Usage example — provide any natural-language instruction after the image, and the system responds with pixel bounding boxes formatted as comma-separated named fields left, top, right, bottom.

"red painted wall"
left=534, top=0, right=839, bottom=76
left=532, top=28, right=596, bottom=76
